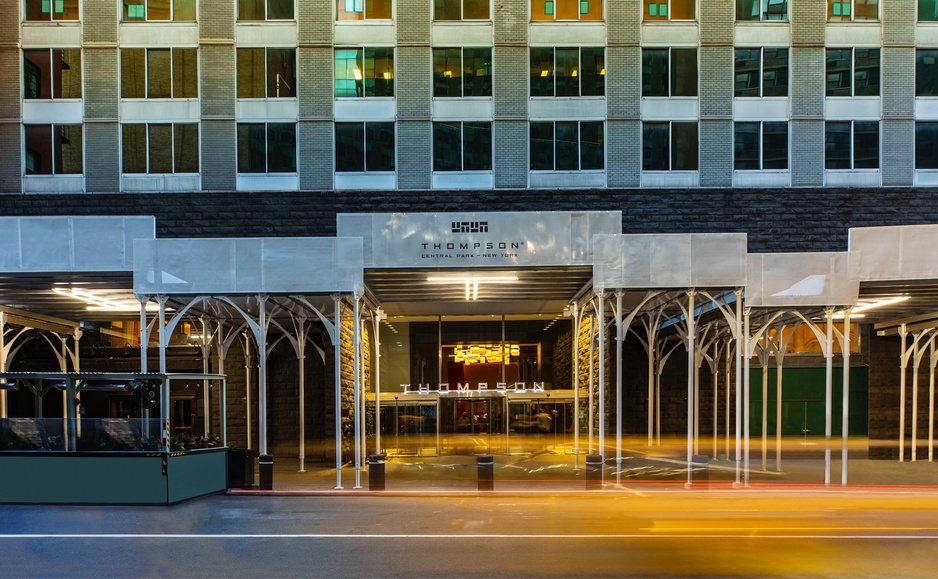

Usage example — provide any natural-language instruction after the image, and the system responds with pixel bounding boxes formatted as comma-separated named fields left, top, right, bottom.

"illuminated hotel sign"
left=402, top=382, right=546, bottom=394
left=336, top=211, right=621, bottom=268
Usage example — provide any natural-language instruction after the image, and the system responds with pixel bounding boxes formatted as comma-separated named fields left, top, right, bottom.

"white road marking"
left=1, top=533, right=937, bottom=540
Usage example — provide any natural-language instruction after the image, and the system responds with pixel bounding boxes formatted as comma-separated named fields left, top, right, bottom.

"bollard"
left=368, top=454, right=387, bottom=491
left=691, top=454, right=709, bottom=487
left=586, top=454, right=603, bottom=490
left=477, top=455, right=494, bottom=491
left=259, top=454, right=273, bottom=490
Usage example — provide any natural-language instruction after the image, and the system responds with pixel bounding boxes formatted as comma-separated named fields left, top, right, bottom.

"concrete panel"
left=235, top=23, right=298, bottom=46
left=432, top=98, right=493, bottom=120
left=529, top=98, right=606, bottom=120
left=120, top=24, right=199, bottom=46
left=529, top=23, right=606, bottom=45
left=432, top=23, right=494, bottom=46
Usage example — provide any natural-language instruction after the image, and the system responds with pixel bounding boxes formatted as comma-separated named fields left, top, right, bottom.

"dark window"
left=433, top=122, right=492, bottom=171
left=915, top=122, right=938, bottom=169
left=121, top=48, right=198, bottom=99
left=643, top=48, right=697, bottom=97
left=435, top=0, right=490, bottom=19
left=25, top=0, right=79, bottom=21
left=643, top=0, right=696, bottom=21
left=826, top=48, right=879, bottom=97
left=122, top=123, right=199, bottom=174
left=530, top=47, right=604, bottom=97
left=335, top=122, right=395, bottom=172
left=24, top=124, right=82, bottom=175
left=643, top=122, right=698, bottom=171
left=916, top=50, right=938, bottom=97
left=734, top=122, right=788, bottom=170
left=335, top=48, right=394, bottom=98
left=237, top=48, right=296, bottom=98
left=433, top=48, right=492, bottom=97
left=736, top=0, right=787, bottom=21
left=532, top=0, right=602, bottom=21
left=23, top=49, right=82, bottom=100
left=829, top=0, right=878, bottom=21
left=237, top=123, right=296, bottom=173
left=122, top=0, right=196, bottom=21
left=922, top=0, right=938, bottom=21
left=337, top=0, right=392, bottom=20
left=239, top=0, right=294, bottom=20
left=735, top=48, right=788, bottom=98
left=825, top=121, right=879, bottom=169
left=529, top=121, right=604, bottom=171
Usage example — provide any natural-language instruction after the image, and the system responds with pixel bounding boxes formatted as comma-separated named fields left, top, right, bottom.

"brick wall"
left=493, top=120, right=528, bottom=188
left=396, top=120, right=432, bottom=189
left=606, top=119, right=641, bottom=187
left=698, top=119, right=732, bottom=186
left=200, top=120, right=237, bottom=191
left=299, top=120, right=334, bottom=190
left=83, top=122, right=120, bottom=192
left=790, top=119, right=824, bottom=187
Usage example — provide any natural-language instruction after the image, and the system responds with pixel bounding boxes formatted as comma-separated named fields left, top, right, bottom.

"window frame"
left=238, top=0, right=295, bottom=21
left=824, top=120, right=880, bottom=170
left=337, top=0, right=393, bottom=21
left=433, top=47, right=492, bottom=98
left=529, top=47, right=605, bottom=98
left=23, top=48, right=82, bottom=100
left=641, top=47, right=698, bottom=98
left=334, top=47, right=396, bottom=98
left=121, top=122, right=200, bottom=175
left=236, top=47, right=297, bottom=99
left=733, top=121, right=789, bottom=171
left=641, top=121, right=699, bottom=171
left=735, top=0, right=788, bottom=22
left=121, top=0, right=197, bottom=22
left=334, top=122, right=396, bottom=172
left=916, top=49, right=938, bottom=97
left=825, top=47, right=880, bottom=97
left=531, top=0, right=603, bottom=22
left=433, top=0, right=491, bottom=21
left=432, top=121, right=493, bottom=172
left=734, top=47, right=789, bottom=98
left=24, top=0, right=80, bottom=21
left=120, top=47, right=199, bottom=100
left=528, top=121, right=605, bottom=172
left=828, top=0, right=879, bottom=22
left=23, top=124, right=83, bottom=176
left=237, top=122, right=298, bottom=174
left=643, top=0, right=697, bottom=22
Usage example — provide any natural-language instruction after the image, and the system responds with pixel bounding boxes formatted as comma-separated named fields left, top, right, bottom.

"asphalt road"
left=2, top=490, right=938, bottom=578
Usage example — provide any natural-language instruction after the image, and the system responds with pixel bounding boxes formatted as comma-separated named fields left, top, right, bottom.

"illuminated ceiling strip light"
left=428, top=275, right=518, bottom=302
left=52, top=288, right=165, bottom=312
left=833, top=296, right=910, bottom=319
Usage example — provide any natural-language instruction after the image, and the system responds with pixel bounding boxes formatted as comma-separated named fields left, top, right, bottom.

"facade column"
left=685, top=291, right=696, bottom=488
left=841, top=310, right=851, bottom=485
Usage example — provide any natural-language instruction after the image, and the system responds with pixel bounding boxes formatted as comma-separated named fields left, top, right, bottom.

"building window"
left=736, top=0, right=787, bottom=21
left=335, top=122, right=395, bottom=172
left=828, top=0, right=878, bottom=21
left=435, top=0, right=489, bottom=20
left=433, top=48, right=492, bottom=97
left=237, top=123, right=297, bottom=173
left=916, top=122, right=938, bottom=169
left=24, top=124, right=82, bottom=175
left=532, top=0, right=602, bottom=21
left=734, top=48, right=788, bottom=97
left=642, top=48, right=697, bottom=97
left=825, top=121, right=879, bottom=169
left=433, top=122, right=492, bottom=171
left=337, top=0, right=392, bottom=20
left=826, top=48, right=880, bottom=97
left=530, top=48, right=604, bottom=97
left=529, top=121, right=604, bottom=171
left=122, top=0, right=196, bottom=21
left=916, top=50, right=938, bottom=96
left=25, top=0, right=79, bottom=21
left=922, top=0, right=938, bottom=21
left=239, top=0, right=294, bottom=20
left=643, top=0, right=695, bottom=21
left=237, top=48, right=296, bottom=99
left=121, top=48, right=198, bottom=99
left=334, top=48, right=394, bottom=98
left=642, top=122, right=698, bottom=171
left=122, top=123, right=199, bottom=174
left=734, top=122, right=788, bottom=170
left=23, top=49, right=82, bottom=100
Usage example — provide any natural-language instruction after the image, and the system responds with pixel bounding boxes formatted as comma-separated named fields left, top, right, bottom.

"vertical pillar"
left=899, top=324, right=908, bottom=462
left=912, top=332, right=922, bottom=462
left=572, top=304, right=580, bottom=471
left=201, top=317, right=210, bottom=435
left=647, top=319, right=655, bottom=446
left=257, top=294, right=271, bottom=486
left=615, top=291, right=624, bottom=485
left=597, top=294, right=606, bottom=457
left=353, top=294, right=362, bottom=489
left=824, top=308, right=834, bottom=486
left=0, top=311, right=7, bottom=418
left=841, top=310, right=851, bottom=485
left=588, top=314, right=595, bottom=453
left=761, top=351, right=768, bottom=471
left=157, top=295, right=168, bottom=373
left=929, top=334, right=936, bottom=463
left=298, top=316, right=307, bottom=473
left=685, top=290, right=696, bottom=488
left=243, top=332, right=254, bottom=450
left=374, top=310, right=382, bottom=456
left=333, top=295, right=344, bottom=490
left=138, top=297, right=148, bottom=373
left=776, top=357, right=784, bottom=472
left=743, top=307, right=751, bottom=486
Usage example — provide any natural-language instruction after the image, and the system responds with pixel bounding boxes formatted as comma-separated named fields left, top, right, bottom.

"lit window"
left=734, top=122, right=788, bottom=170
left=121, top=48, right=198, bottom=99
left=642, top=48, right=697, bottom=97
left=643, top=0, right=695, bottom=21
left=335, top=122, right=395, bottom=172
left=23, top=49, right=82, bottom=100
left=122, top=0, right=196, bottom=22
left=24, top=124, right=83, bottom=175
left=826, top=48, right=880, bottom=97
left=922, top=0, right=938, bottom=22
left=335, top=48, right=394, bottom=98
left=238, top=0, right=294, bottom=20
left=915, top=122, right=938, bottom=169
left=734, top=48, right=788, bottom=97
left=433, top=122, right=492, bottom=171
left=530, top=47, right=604, bottom=97
left=237, top=123, right=297, bottom=173
left=237, top=48, right=296, bottom=99
left=530, top=121, right=604, bottom=171
left=532, top=0, right=602, bottom=21
left=122, top=123, right=199, bottom=174
left=337, top=0, right=392, bottom=20
left=433, top=48, right=492, bottom=97
left=825, top=121, right=879, bottom=169
left=435, top=0, right=490, bottom=20
left=916, top=50, right=938, bottom=96
left=736, top=0, right=787, bottom=21
left=642, top=122, right=698, bottom=171
left=828, top=0, right=878, bottom=22
left=25, top=0, right=79, bottom=21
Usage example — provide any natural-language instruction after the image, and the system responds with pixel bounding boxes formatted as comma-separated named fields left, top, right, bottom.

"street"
left=2, top=490, right=938, bottom=578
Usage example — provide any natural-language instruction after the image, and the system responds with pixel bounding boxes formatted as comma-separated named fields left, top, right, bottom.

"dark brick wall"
left=1, top=187, right=937, bottom=254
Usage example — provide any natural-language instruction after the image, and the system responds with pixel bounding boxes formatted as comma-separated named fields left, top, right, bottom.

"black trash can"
left=227, top=448, right=256, bottom=489
left=259, top=454, right=273, bottom=490
left=586, top=454, right=604, bottom=490
left=477, top=455, right=494, bottom=491
left=369, top=454, right=387, bottom=491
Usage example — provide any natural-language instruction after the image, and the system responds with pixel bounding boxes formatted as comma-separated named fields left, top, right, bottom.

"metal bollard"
left=369, top=454, right=387, bottom=491
left=586, top=454, right=603, bottom=490
left=259, top=454, right=274, bottom=490
left=477, top=455, right=494, bottom=491
left=691, top=454, right=709, bottom=487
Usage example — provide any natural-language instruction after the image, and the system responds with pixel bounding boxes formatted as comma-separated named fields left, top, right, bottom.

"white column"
left=138, top=298, right=148, bottom=373
left=201, top=318, right=210, bottom=435
left=841, top=310, right=851, bottom=485
left=333, top=295, right=344, bottom=489
left=0, top=311, right=7, bottom=419
left=243, top=332, right=253, bottom=450
left=776, top=356, right=783, bottom=472
left=257, top=294, right=269, bottom=458
left=743, top=307, right=751, bottom=486
left=913, top=332, right=922, bottom=463
left=352, top=295, right=362, bottom=489
left=824, top=308, right=834, bottom=486
left=929, top=334, right=936, bottom=463
left=298, top=316, right=307, bottom=473
left=588, top=314, right=595, bottom=454
left=647, top=320, right=655, bottom=447
left=572, top=305, right=580, bottom=471
left=598, top=294, right=606, bottom=457
left=685, top=290, right=695, bottom=488
left=762, top=355, right=768, bottom=471
left=158, top=295, right=168, bottom=373
left=615, top=291, right=624, bottom=485
left=374, top=310, right=382, bottom=456
left=900, top=325, right=907, bottom=462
